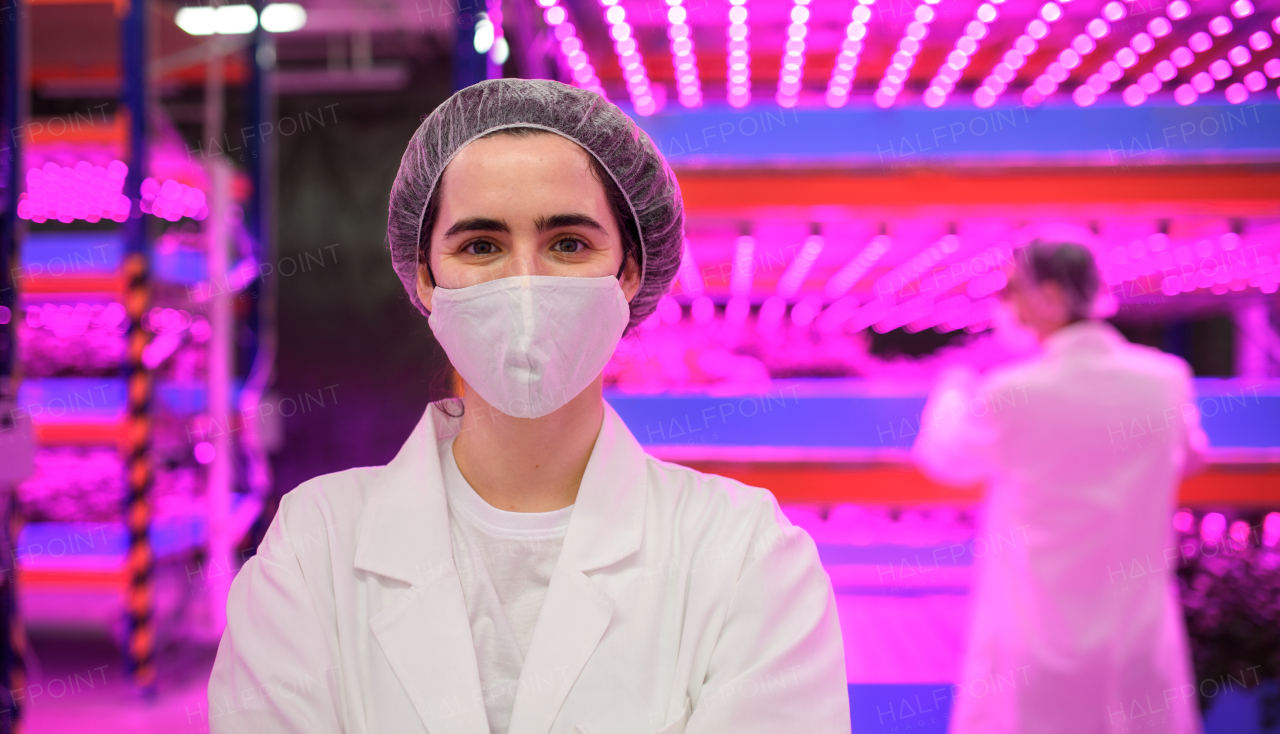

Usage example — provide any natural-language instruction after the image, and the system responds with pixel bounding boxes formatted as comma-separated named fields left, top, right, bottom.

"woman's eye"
left=463, top=240, right=497, bottom=255
left=553, top=238, right=588, bottom=254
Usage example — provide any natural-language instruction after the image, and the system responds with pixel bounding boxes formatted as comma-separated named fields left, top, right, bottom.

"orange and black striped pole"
left=122, top=253, right=155, bottom=692
left=120, top=0, right=155, bottom=693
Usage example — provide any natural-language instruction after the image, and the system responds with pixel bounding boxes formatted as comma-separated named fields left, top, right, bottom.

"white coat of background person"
left=207, top=80, right=851, bottom=734
left=912, top=240, right=1208, bottom=734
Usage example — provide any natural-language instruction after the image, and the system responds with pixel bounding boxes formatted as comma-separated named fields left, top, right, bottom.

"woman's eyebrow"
left=444, top=217, right=509, bottom=237
left=536, top=214, right=608, bottom=234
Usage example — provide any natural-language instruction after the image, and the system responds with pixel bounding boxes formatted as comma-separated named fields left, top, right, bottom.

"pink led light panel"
left=826, top=2, right=873, bottom=107
left=975, top=0, right=1069, bottom=107
left=666, top=0, right=703, bottom=107
left=543, top=0, right=604, bottom=98
left=877, top=0, right=944, bottom=108
left=140, top=177, right=209, bottom=222
left=926, top=1, right=1002, bottom=107
left=598, top=0, right=657, bottom=113
left=776, top=0, right=814, bottom=107
left=726, top=0, right=752, bottom=107
left=18, top=160, right=131, bottom=224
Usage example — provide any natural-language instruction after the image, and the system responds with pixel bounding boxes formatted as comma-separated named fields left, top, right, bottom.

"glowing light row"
left=598, top=0, right=658, bottom=113
left=757, top=294, right=790, bottom=331
left=941, top=241, right=1014, bottom=297
left=473, top=7, right=510, bottom=65
left=1072, top=1, right=1181, bottom=107
left=1097, top=232, right=1280, bottom=296
left=661, top=257, right=717, bottom=322
left=924, top=0, right=1003, bottom=108
left=875, top=0, right=943, bottom=108
left=176, top=3, right=306, bottom=35
left=557, top=0, right=1277, bottom=110
left=824, top=235, right=892, bottom=298
left=975, top=0, right=1070, bottom=108
left=648, top=294, right=683, bottom=327
left=815, top=295, right=860, bottom=332
left=537, top=0, right=605, bottom=98
left=25, top=302, right=128, bottom=335
left=886, top=293, right=1001, bottom=333
left=967, top=269, right=1008, bottom=298
left=825, top=1, right=873, bottom=107
left=941, top=296, right=1001, bottom=333
left=874, top=294, right=935, bottom=332
left=899, top=240, right=1010, bottom=331
left=645, top=227, right=1279, bottom=332
left=907, top=294, right=968, bottom=332
left=839, top=299, right=891, bottom=333
left=875, top=292, right=1001, bottom=334
left=727, top=0, right=752, bottom=107
left=1021, top=2, right=1078, bottom=105
left=787, top=294, right=826, bottom=328
left=18, top=160, right=130, bottom=224
left=1187, top=41, right=1257, bottom=105
left=776, top=235, right=824, bottom=297
left=1170, top=15, right=1278, bottom=105
left=140, top=177, right=209, bottom=222
left=677, top=240, right=705, bottom=296
left=1267, top=55, right=1280, bottom=97
left=665, top=0, right=703, bottom=106
left=1187, top=510, right=1280, bottom=547
left=1129, top=8, right=1243, bottom=106
left=873, top=234, right=961, bottom=299
left=776, top=0, right=814, bottom=107
left=726, top=235, right=755, bottom=324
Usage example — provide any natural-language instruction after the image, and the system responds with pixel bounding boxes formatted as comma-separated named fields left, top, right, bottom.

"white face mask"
left=427, top=275, right=630, bottom=419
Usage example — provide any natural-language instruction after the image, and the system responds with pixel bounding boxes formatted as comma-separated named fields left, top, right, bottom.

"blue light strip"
left=605, top=378, right=1280, bottom=450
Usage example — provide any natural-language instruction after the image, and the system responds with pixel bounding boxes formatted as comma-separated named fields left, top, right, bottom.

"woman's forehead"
left=439, top=135, right=609, bottom=217
left=452, top=131, right=593, bottom=172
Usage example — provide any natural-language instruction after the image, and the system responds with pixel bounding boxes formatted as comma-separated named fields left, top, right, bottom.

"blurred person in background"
left=913, top=240, right=1208, bottom=734
left=208, top=79, right=849, bottom=734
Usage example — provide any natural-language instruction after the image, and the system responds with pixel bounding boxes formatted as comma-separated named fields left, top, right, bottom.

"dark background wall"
left=269, top=63, right=455, bottom=496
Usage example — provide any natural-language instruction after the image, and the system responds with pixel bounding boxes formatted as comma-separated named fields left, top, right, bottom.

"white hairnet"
left=387, top=79, right=684, bottom=332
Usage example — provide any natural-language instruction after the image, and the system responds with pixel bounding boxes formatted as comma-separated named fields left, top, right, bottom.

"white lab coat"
left=913, top=320, right=1207, bottom=734
left=208, top=399, right=850, bottom=734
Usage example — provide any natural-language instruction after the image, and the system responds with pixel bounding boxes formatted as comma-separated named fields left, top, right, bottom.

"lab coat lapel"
left=507, top=402, right=649, bottom=734
left=355, top=401, right=490, bottom=734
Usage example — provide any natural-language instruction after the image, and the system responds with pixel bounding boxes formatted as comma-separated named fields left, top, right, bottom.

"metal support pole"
left=203, top=39, right=224, bottom=171
left=485, top=0, right=504, bottom=80
left=239, top=8, right=280, bottom=558
left=1, top=0, right=22, bottom=378
left=1236, top=298, right=1276, bottom=379
left=454, top=10, right=487, bottom=91
left=508, top=0, right=547, bottom=80
left=246, top=11, right=274, bottom=282
left=120, top=0, right=156, bottom=694
left=0, top=4, right=27, bottom=728
left=206, top=159, right=233, bottom=632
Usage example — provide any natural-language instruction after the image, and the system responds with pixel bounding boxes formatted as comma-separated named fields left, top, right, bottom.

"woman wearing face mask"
left=208, top=79, right=850, bottom=734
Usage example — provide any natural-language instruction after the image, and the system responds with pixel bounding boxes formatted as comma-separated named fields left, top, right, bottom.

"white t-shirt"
left=439, top=436, right=573, bottom=734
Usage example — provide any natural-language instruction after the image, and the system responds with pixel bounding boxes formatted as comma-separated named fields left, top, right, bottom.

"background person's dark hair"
left=416, top=128, right=642, bottom=303
left=1015, top=240, right=1101, bottom=321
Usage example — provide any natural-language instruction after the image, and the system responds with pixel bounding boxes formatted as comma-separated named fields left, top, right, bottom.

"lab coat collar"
left=355, top=400, right=489, bottom=734
left=1043, top=319, right=1125, bottom=357
left=353, top=400, right=457, bottom=585
left=354, top=397, right=650, bottom=734
left=508, top=398, right=650, bottom=734
left=354, top=398, right=649, bottom=581
left=557, top=398, right=650, bottom=572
